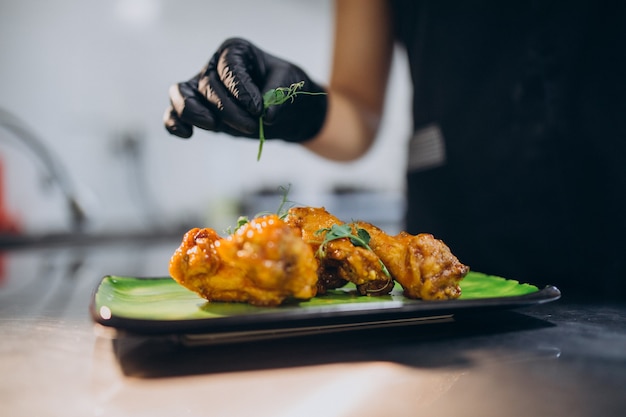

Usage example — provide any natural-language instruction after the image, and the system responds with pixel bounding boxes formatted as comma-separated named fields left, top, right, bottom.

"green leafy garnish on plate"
left=315, top=223, right=391, bottom=279
left=224, top=185, right=294, bottom=235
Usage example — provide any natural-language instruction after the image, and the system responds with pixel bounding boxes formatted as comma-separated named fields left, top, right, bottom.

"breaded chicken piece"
left=356, top=221, right=469, bottom=300
left=169, top=215, right=318, bottom=306
left=286, top=207, right=394, bottom=295
left=286, top=206, right=467, bottom=300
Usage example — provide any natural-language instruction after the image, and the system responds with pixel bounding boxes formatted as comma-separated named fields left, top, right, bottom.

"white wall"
left=0, top=0, right=411, bottom=235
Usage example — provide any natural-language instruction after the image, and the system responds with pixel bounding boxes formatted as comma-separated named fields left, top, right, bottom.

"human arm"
left=163, top=0, right=394, bottom=161
left=304, top=0, right=395, bottom=161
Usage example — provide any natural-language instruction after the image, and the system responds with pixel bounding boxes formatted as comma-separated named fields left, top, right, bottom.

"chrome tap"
left=0, top=107, right=88, bottom=233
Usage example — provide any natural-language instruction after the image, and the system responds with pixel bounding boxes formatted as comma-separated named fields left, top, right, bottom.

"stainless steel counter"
left=1, top=240, right=625, bottom=417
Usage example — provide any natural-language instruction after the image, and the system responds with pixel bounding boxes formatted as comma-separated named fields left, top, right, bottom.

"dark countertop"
left=1, top=240, right=625, bottom=417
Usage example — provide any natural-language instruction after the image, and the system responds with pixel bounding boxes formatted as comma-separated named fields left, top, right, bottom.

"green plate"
left=90, top=272, right=560, bottom=338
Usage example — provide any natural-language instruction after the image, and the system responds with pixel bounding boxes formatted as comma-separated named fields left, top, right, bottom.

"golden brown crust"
left=170, top=207, right=469, bottom=305
left=169, top=215, right=318, bottom=306
left=285, top=207, right=393, bottom=296
left=357, top=223, right=469, bottom=300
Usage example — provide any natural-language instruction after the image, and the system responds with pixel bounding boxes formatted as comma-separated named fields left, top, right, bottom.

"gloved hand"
left=164, top=38, right=327, bottom=143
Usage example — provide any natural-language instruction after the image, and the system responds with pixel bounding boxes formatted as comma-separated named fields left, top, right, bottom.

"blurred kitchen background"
left=0, top=0, right=412, bottom=241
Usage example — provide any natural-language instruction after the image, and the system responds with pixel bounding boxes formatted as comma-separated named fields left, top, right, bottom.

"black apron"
left=391, top=0, right=626, bottom=299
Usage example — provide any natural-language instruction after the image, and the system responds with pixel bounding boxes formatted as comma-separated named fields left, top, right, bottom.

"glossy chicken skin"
left=286, top=206, right=467, bottom=300
left=285, top=207, right=394, bottom=295
left=169, top=215, right=318, bottom=306
left=356, top=221, right=469, bottom=300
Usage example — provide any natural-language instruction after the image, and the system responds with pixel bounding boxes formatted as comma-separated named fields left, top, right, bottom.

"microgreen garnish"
left=224, top=184, right=293, bottom=234
left=275, top=184, right=293, bottom=219
left=315, top=223, right=391, bottom=279
left=225, top=215, right=250, bottom=235
left=257, top=81, right=327, bottom=161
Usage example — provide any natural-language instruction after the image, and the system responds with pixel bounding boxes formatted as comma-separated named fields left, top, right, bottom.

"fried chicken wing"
left=286, top=207, right=394, bottom=295
left=169, top=215, right=318, bottom=306
left=356, top=221, right=469, bottom=300
left=170, top=205, right=468, bottom=306
left=286, top=206, right=467, bottom=300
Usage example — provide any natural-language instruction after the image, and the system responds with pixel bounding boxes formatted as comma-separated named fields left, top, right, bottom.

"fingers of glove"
left=212, top=38, right=265, bottom=115
left=204, top=71, right=259, bottom=136
left=168, top=81, right=221, bottom=133
left=163, top=105, right=193, bottom=138
left=262, top=102, right=284, bottom=126
left=164, top=101, right=247, bottom=139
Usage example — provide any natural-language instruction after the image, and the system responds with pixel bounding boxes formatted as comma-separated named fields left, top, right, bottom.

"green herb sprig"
left=225, top=215, right=251, bottom=235
left=224, top=184, right=293, bottom=235
left=274, top=184, right=293, bottom=219
left=315, top=223, right=391, bottom=279
left=258, top=81, right=327, bottom=161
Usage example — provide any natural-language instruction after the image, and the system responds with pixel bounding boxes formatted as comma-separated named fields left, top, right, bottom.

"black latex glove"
left=164, top=38, right=327, bottom=143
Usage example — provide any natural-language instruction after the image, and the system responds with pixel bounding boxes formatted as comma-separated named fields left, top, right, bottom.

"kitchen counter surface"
left=1, top=239, right=625, bottom=417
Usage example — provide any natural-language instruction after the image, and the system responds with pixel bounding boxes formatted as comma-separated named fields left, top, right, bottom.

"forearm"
left=303, top=0, right=393, bottom=162
left=163, top=0, right=393, bottom=162
left=303, top=89, right=380, bottom=161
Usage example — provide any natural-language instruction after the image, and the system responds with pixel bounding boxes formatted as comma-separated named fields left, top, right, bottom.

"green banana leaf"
left=94, top=271, right=539, bottom=322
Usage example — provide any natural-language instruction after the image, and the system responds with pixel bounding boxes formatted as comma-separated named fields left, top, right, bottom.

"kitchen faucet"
left=0, top=107, right=88, bottom=233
